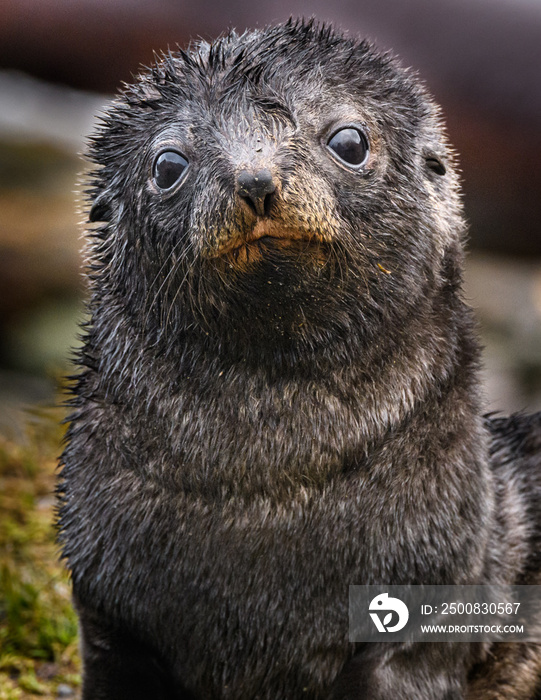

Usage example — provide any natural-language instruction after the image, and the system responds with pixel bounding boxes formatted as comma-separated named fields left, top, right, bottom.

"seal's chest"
left=131, top=494, right=355, bottom=697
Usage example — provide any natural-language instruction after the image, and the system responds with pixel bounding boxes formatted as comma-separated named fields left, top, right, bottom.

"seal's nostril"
left=262, top=190, right=275, bottom=217
left=237, top=169, right=276, bottom=217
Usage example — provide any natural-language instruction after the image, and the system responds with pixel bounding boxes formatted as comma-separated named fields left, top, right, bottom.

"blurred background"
left=1, top=0, right=541, bottom=436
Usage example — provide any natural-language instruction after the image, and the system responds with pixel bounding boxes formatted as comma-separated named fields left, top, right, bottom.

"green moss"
left=0, top=409, right=81, bottom=697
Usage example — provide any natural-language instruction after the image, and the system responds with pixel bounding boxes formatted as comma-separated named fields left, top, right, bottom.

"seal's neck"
left=83, top=268, right=485, bottom=503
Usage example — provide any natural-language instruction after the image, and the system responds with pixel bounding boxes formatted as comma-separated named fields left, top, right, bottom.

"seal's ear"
left=424, top=151, right=446, bottom=176
left=89, top=191, right=113, bottom=222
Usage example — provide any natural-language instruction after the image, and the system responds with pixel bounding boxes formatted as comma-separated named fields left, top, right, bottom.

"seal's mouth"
left=209, top=221, right=328, bottom=265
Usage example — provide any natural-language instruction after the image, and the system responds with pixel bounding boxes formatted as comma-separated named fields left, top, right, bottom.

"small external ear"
left=425, top=152, right=446, bottom=176
left=89, top=191, right=113, bottom=222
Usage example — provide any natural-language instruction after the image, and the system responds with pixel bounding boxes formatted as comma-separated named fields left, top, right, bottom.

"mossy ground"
left=0, top=409, right=80, bottom=699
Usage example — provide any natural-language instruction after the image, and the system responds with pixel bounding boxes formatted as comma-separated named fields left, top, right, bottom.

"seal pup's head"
left=86, top=19, right=463, bottom=357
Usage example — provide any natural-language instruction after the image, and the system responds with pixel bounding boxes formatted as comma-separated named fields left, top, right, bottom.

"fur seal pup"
left=58, top=18, right=541, bottom=700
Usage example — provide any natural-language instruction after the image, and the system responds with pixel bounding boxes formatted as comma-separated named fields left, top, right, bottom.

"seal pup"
left=58, top=18, right=541, bottom=699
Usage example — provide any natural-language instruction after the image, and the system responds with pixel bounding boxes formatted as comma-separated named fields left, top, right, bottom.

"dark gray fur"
left=57, top=19, right=541, bottom=699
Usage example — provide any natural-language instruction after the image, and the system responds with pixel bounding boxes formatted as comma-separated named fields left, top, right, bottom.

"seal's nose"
left=237, top=169, right=276, bottom=217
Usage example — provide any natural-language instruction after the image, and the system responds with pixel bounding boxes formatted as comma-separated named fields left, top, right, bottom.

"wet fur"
left=57, top=19, right=541, bottom=699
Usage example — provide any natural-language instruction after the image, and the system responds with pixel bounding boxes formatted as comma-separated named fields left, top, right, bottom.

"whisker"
left=163, top=240, right=199, bottom=331
left=142, top=232, right=192, bottom=335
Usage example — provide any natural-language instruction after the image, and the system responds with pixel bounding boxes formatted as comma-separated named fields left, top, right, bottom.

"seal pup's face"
left=87, top=19, right=464, bottom=349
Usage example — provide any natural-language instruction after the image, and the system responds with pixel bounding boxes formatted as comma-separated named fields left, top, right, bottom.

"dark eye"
left=153, top=150, right=189, bottom=190
left=326, top=127, right=369, bottom=168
